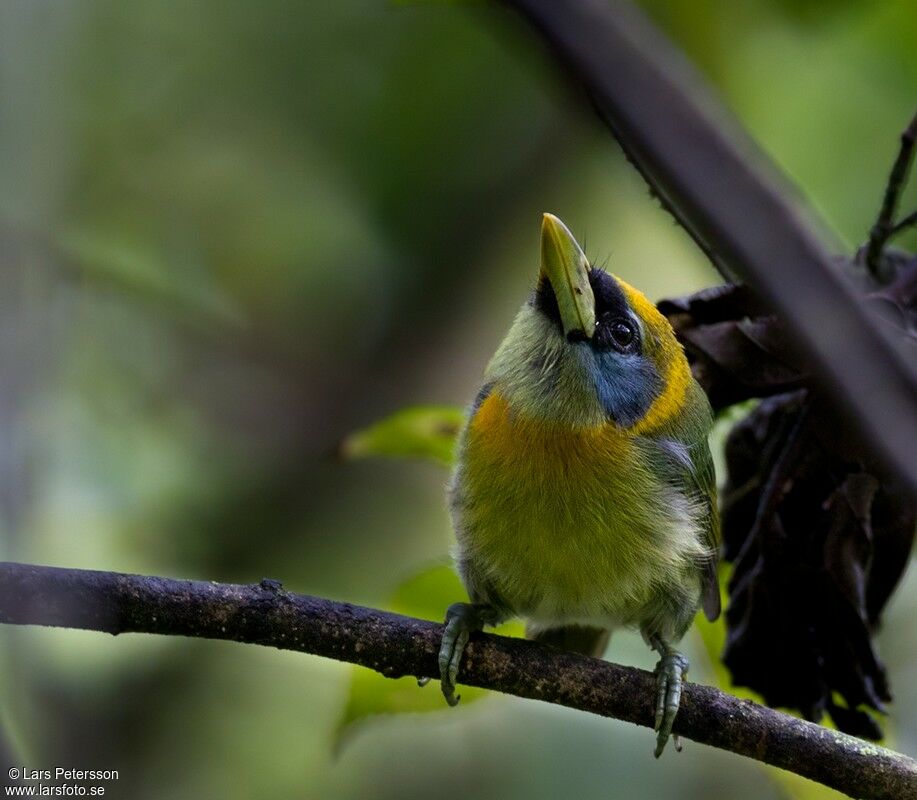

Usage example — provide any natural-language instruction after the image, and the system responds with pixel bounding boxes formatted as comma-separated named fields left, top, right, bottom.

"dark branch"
left=500, top=0, right=917, bottom=493
left=866, top=112, right=917, bottom=277
left=1, top=562, right=915, bottom=800
left=890, top=209, right=917, bottom=239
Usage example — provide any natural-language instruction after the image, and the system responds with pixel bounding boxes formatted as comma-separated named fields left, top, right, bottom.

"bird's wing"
left=687, top=437, right=721, bottom=621
left=650, top=382, right=721, bottom=622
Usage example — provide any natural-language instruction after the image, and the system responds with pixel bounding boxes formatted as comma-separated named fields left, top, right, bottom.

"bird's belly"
left=452, top=393, right=703, bottom=625
left=459, top=471, right=663, bottom=624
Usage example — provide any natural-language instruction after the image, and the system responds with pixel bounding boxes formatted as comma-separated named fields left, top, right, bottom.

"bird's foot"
left=438, top=602, right=495, bottom=707
left=653, top=650, right=689, bottom=758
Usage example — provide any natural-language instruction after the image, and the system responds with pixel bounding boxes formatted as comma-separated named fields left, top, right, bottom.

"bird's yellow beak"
left=540, top=213, right=596, bottom=339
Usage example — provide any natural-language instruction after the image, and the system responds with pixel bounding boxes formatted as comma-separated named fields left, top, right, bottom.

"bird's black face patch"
left=532, top=273, right=563, bottom=325
left=588, top=269, right=642, bottom=355
left=534, top=268, right=641, bottom=355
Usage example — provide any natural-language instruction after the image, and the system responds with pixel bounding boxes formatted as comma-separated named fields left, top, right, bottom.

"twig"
left=866, top=113, right=917, bottom=278
left=499, top=0, right=917, bottom=493
left=890, top=209, right=917, bottom=239
left=1, top=562, right=915, bottom=799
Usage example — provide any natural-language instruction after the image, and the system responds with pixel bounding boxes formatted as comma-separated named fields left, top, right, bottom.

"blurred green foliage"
left=0, top=1, right=915, bottom=799
left=339, top=407, right=465, bottom=467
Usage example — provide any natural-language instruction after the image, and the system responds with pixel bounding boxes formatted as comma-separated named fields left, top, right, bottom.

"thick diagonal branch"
left=1, top=562, right=914, bottom=799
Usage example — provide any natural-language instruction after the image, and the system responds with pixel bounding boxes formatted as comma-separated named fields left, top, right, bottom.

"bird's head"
left=485, top=213, right=692, bottom=433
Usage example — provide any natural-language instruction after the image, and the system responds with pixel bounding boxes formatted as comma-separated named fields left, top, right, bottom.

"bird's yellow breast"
left=455, top=391, right=700, bottom=625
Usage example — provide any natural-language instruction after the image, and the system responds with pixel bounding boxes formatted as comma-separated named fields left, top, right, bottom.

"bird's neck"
left=471, top=390, right=626, bottom=447
left=485, top=310, right=608, bottom=428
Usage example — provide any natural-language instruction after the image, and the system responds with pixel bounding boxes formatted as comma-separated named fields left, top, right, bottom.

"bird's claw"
left=438, top=602, right=495, bottom=706
left=653, top=651, right=689, bottom=758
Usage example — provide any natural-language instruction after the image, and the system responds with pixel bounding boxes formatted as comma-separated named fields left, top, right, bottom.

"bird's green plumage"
left=447, top=230, right=719, bottom=648
left=450, top=376, right=717, bottom=643
left=440, top=215, right=719, bottom=755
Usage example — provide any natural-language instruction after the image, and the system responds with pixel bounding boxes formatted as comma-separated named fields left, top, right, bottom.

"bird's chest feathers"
left=457, top=392, right=699, bottom=621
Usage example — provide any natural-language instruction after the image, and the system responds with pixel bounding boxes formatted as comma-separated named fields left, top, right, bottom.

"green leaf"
left=337, top=562, right=523, bottom=742
left=338, top=406, right=464, bottom=467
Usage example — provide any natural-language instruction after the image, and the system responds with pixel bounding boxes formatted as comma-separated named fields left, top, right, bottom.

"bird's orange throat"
left=468, top=391, right=632, bottom=473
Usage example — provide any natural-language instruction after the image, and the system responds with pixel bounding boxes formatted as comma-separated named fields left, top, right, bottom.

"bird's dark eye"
left=592, top=314, right=639, bottom=352
left=611, top=320, right=635, bottom=347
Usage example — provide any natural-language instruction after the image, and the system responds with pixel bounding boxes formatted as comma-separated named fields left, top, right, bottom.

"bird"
left=440, top=213, right=720, bottom=757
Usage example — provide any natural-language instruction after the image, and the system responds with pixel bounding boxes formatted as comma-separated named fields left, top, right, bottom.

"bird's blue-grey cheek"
left=585, top=350, right=662, bottom=427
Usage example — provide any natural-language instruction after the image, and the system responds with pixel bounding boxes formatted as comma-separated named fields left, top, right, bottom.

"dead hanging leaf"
left=658, top=283, right=769, bottom=322
left=659, top=243, right=917, bottom=739
left=715, top=391, right=915, bottom=740
left=822, top=474, right=877, bottom=616
left=866, top=483, right=916, bottom=624
left=658, top=248, right=916, bottom=739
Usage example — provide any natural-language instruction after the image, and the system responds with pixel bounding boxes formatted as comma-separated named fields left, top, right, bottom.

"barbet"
left=441, top=213, right=720, bottom=756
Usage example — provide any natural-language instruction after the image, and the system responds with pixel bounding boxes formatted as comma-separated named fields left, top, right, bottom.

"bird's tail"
left=526, top=624, right=610, bottom=658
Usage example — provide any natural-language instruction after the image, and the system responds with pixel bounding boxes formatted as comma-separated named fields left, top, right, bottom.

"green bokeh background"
left=1, top=1, right=915, bottom=798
